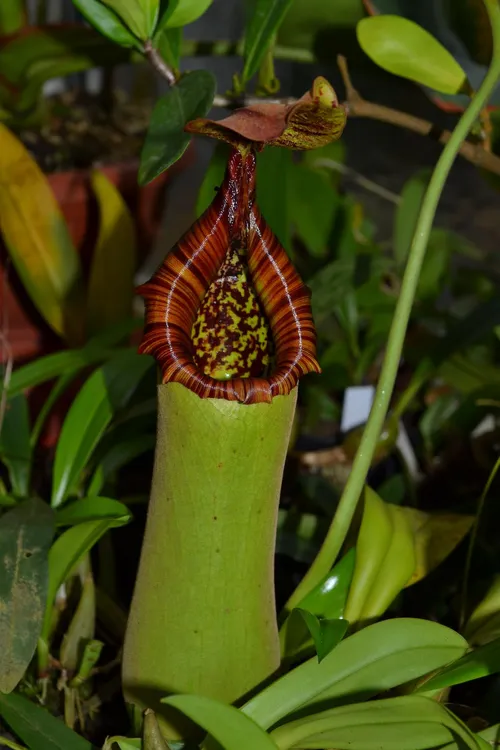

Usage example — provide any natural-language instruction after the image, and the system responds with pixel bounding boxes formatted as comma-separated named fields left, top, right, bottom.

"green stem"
left=285, top=0, right=500, bottom=613
left=0, top=739, right=28, bottom=750
left=180, top=39, right=315, bottom=64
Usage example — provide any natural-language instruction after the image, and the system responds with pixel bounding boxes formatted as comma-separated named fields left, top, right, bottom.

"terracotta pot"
left=1, top=156, right=187, bottom=365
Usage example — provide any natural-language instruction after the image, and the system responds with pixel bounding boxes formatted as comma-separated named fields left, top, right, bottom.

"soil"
left=16, top=88, right=154, bottom=174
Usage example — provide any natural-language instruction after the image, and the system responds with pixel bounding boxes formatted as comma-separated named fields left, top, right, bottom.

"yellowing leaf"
left=357, top=15, right=467, bottom=95
left=402, top=507, right=474, bottom=587
left=0, top=123, right=85, bottom=343
left=86, top=170, right=136, bottom=336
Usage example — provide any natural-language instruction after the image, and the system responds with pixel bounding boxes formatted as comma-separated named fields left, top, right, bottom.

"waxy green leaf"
left=158, top=0, right=213, bottom=29
left=72, top=0, right=140, bottom=47
left=55, top=496, right=132, bottom=527
left=417, top=637, right=500, bottom=692
left=0, top=393, right=31, bottom=496
left=139, top=69, right=216, bottom=185
left=357, top=15, right=467, bottom=95
left=100, top=0, right=157, bottom=39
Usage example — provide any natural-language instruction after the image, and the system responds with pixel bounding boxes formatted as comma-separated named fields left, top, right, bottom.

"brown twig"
left=144, top=40, right=177, bottom=86
left=337, top=55, right=500, bottom=177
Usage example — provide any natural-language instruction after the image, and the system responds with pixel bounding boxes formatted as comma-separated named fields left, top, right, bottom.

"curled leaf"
left=186, top=77, right=346, bottom=150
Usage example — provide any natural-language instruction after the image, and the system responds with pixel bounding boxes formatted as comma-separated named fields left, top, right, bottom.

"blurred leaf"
left=60, top=573, right=95, bottom=671
left=88, top=435, right=155, bottom=496
left=419, top=393, right=458, bottom=453
left=159, top=0, right=214, bottom=29
left=51, top=350, right=153, bottom=508
left=55, top=496, right=132, bottom=527
left=345, top=488, right=416, bottom=622
left=153, top=26, right=182, bottom=71
left=0, top=26, right=132, bottom=117
left=42, top=517, right=129, bottom=643
left=418, top=637, right=500, bottom=693
left=162, top=694, right=277, bottom=749
left=394, top=170, right=429, bottom=266
left=243, top=618, right=468, bottom=729
left=417, top=230, right=451, bottom=300
left=5, top=318, right=140, bottom=397
left=402, top=507, right=474, bottom=587
left=280, top=549, right=355, bottom=659
left=433, top=297, right=500, bottom=366
left=0, top=499, right=54, bottom=693
left=0, top=2, right=25, bottom=34
left=277, top=0, right=364, bottom=50
left=139, top=70, right=216, bottom=185
left=296, top=611, right=349, bottom=662
left=377, top=474, right=406, bottom=505
left=72, top=0, right=140, bottom=47
left=466, top=576, right=500, bottom=646
left=144, top=710, right=171, bottom=749
left=270, top=694, right=478, bottom=750
left=288, top=162, right=338, bottom=257
left=357, top=15, right=467, bottom=94
left=0, top=393, right=31, bottom=496
left=439, top=354, right=500, bottom=394
left=257, top=147, right=293, bottom=254
left=87, top=170, right=136, bottom=336
left=105, top=740, right=141, bottom=750
left=196, top=142, right=230, bottom=217
left=243, top=0, right=294, bottom=81
left=100, top=0, right=157, bottom=39
left=0, top=123, right=85, bottom=343
left=0, top=691, right=92, bottom=750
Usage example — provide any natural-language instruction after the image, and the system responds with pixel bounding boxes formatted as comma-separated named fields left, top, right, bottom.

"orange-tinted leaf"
left=86, top=170, right=136, bottom=336
left=0, top=123, right=85, bottom=343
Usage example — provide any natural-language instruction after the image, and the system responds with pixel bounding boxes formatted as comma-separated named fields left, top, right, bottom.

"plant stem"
left=285, top=0, right=500, bottom=613
left=0, top=739, right=28, bottom=750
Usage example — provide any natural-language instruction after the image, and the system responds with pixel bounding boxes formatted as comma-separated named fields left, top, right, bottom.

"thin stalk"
left=180, top=39, right=315, bottom=64
left=285, top=0, right=500, bottom=613
left=0, top=740, right=28, bottom=750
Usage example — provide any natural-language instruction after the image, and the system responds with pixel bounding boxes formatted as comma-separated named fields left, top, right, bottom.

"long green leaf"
left=55, top=496, right=132, bottom=526
left=0, top=691, right=93, bottom=750
left=42, top=516, right=129, bottom=643
left=158, top=0, right=213, bottom=29
left=242, top=618, right=467, bottom=729
left=417, top=637, right=500, bottom=692
left=73, top=0, right=139, bottom=46
left=162, top=695, right=278, bottom=749
left=0, top=499, right=54, bottom=693
left=139, top=69, right=216, bottom=185
left=270, top=695, right=479, bottom=750
left=51, top=350, right=153, bottom=508
left=243, top=0, right=294, bottom=81
left=0, top=393, right=31, bottom=496
left=393, top=171, right=430, bottom=266
left=87, top=436, right=155, bottom=496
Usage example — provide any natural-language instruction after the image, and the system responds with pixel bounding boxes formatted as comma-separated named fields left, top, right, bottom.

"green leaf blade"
left=243, top=0, right=294, bottom=81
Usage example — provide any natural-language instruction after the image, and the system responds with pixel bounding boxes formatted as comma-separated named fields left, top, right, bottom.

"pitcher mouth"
left=137, top=149, right=320, bottom=404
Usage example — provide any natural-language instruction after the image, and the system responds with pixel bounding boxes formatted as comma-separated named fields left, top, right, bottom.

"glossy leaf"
left=0, top=393, right=31, bottom=496
left=159, top=0, right=213, bottom=29
left=280, top=549, right=355, bottom=659
left=357, top=15, right=467, bottom=94
left=417, top=637, right=500, bottom=693
left=0, top=691, right=92, bottom=750
left=270, top=694, right=478, bottom=750
left=243, top=0, right=295, bottom=81
left=162, top=694, right=278, bottom=749
left=100, top=0, right=157, bottom=39
left=5, top=318, right=140, bottom=397
left=87, top=436, right=155, bottom=495
left=139, top=70, right=216, bottom=185
left=0, top=499, right=54, bottom=693
left=403, top=507, right=474, bottom=587
left=154, top=25, right=183, bottom=71
left=296, top=612, right=349, bottom=662
left=72, top=0, right=140, bottom=47
left=0, top=123, right=85, bottom=343
left=55, top=496, right=132, bottom=527
left=51, top=350, right=153, bottom=508
left=242, top=618, right=468, bottom=729
left=42, top=517, right=129, bottom=642
left=196, top=142, right=230, bottom=218
left=86, top=170, right=136, bottom=336
left=394, top=170, right=430, bottom=266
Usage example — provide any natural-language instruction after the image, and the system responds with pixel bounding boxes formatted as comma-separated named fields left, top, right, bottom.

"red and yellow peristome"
left=137, top=147, right=321, bottom=404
